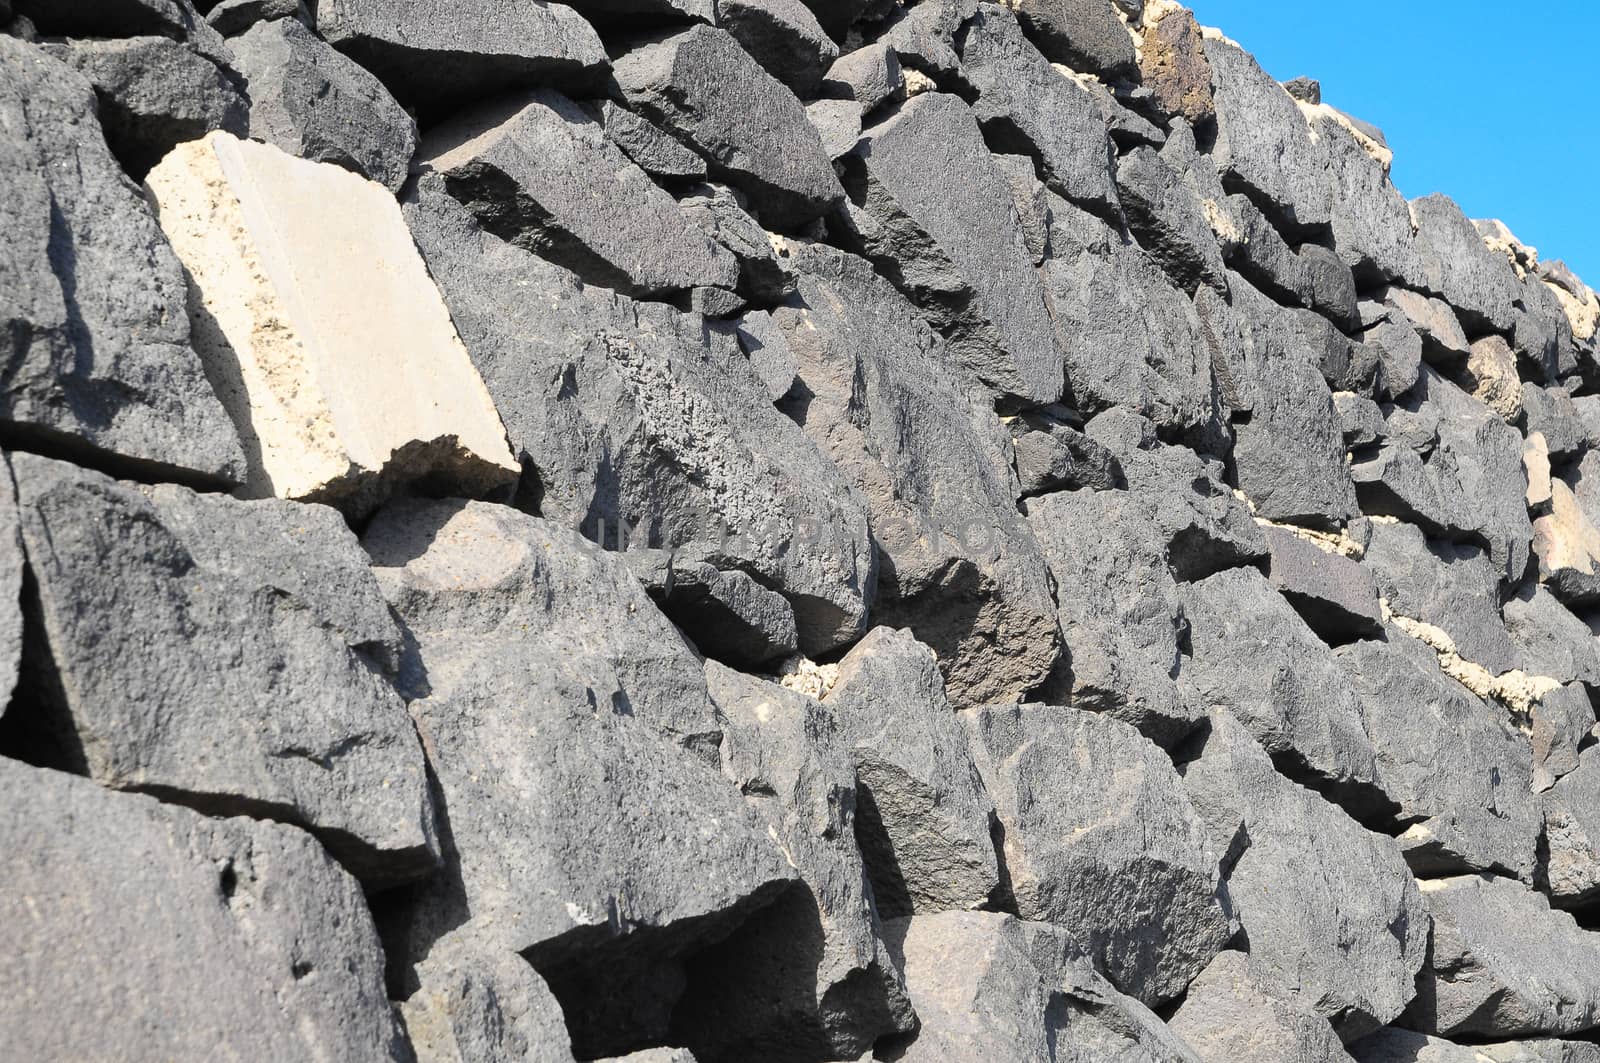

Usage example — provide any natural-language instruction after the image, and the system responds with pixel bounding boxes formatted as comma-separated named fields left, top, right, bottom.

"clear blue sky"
left=1186, top=1, right=1599, bottom=284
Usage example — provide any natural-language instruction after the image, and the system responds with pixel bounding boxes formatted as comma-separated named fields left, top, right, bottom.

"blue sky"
left=1186, top=1, right=1599, bottom=284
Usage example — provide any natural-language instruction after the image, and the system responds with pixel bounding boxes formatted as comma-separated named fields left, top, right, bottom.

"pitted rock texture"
left=4, top=1, right=1599, bottom=1059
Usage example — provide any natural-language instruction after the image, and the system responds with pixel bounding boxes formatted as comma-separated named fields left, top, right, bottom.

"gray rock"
left=10, top=452, right=437, bottom=885
left=206, top=0, right=306, bottom=35
left=793, top=0, right=869, bottom=41
left=611, top=25, right=844, bottom=230
left=14, top=0, right=200, bottom=35
left=43, top=34, right=247, bottom=179
left=805, top=96, right=861, bottom=158
left=1405, top=874, right=1600, bottom=1038
left=1524, top=385, right=1588, bottom=461
left=839, top=91, right=1063, bottom=408
left=1301, top=242, right=1362, bottom=331
left=0, top=460, right=20, bottom=718
left=1169, top=950, right=1355, bottom=1063
left=0, top=759, right=408, bottom=1062
left=1179, top=708, right=1430, bottom=1041
left=720, top=309, right=798, bottom=401
left=672, top=662, right=916, bottom=1061
left=1543, top=745, right=1600, bottom=908
left=1528, top=682, right=1594, bottom=794
left=364, top=498, right=797, bottom=1058
left=882, top=911, right=1202, bottom=1063
left=1407, top=193, right=1523, bottom=337
left=626, top=552, right=798, bottom=668
left=717, top=0, right=837, bottom=97
left=402, top=947, right=577, bottom=1063
left=419, top=90, right=736, bottom=299
left=1115, top=142, right=1228, bottom=296
left=1314, top=110, right=1424, bottom=287
left=958, top=4, right=1120, bottom=218
left=1008, top=0, right=1135, bottom=79
left=1375, top=285, right=1470, bottom=369
left=1081, top=73, right=1168, bottom=150
left=992, top=151, right=1051, bottom=264
left=1203, top=35, right=1331, bottom=234
left=1354, top=1030, right=1600, bottom=1063
left=588, top=98, right=706, bottom=181
left=1262, top=525, right=1385, bottom=642
left=772, top=241, right=1060, bottom=705
left=1184, top=567, right=1384, bottom=804
left=822, top=41, right=903, bottom=112
left=1139, top=6, right=1214, bottom=128
left=880, top=0, right=974, bottom=82
left=1045, top=196, right=1228, bottom=445
left=1504, top=583, right=1600, bottom=688
left=229, top=16, right=417, bottom=192
left=962, top=703, right=1235, bottom=1006
left=1351, top=366, right=1533, bottom=584
left=1358, top=296, right=1425, bottom=400
left=404, top=185, right=875, bottom=656
left=1337, top=392, right=1389, bottom=448
left=314, top=0, right=608, bottom=116
left=676, top=181, right=794, bottom=304
left=1362, top=520, right=1520, bottom=674
left=821, top=627, right=1001, bottom=917
left=0, top=37, right=245, bottom=484
left=1337, top=634, right=1538, bottom=882
left=1007, top=405, right=1123, bottom=496
left=1515, top=270, right=1576, bottom=383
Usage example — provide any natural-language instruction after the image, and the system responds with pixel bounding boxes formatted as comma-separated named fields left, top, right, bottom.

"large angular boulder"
left=1139, top=5, right=1214, bottom=128
left=771, top=241, right=1059, bottom=703
left=1337, top=635, right=1538, bottom=882
left=0, top=758, right=408, bottom=1061
left=1170, top=950, right=1355, bottom=1063
left=43, top=35, right=248, bottom=178
left=1405, top=874, right=1600, bottom=1039
left=364, top=499, right=798, bottom=1058
left=838, top=90, right=1063, bottom=408
left=0, top=38, right=245, bottom=485
left=313, top=0, right=608, bottom=115
left=717, top=0, right=837, bottom=97
left=1006, top=0, right=1135, bottom=79
left=1183, top=567, right=1384, bottom=807
left=206, top=0, right=309, bottom=35
left=611, top=26, right=844, bottom=229
left=671, top=662, right=916, bottom=1061
left=1315, top=110, right=1423, bottom=287
left=8, top=453, right=437, bottom=884
left=1115, top=136, right=1229, bottom=296
left=821, top=627, right=1002, bottom=918
left=229, top=15, right=418, bottom=192
left=1180, top=709, right=1430, bottom=1041
left=957, top=4, right=1119, bottom=217
left=1407, top=194, right=1523, bottom=337
left=418, top=90, right=737, bottom=298
left=144, top=133, right=518, bottom=513
left=962, top=703, right=1235, bottom=1006
left=1262, top=525, right=1385, bottom=642
left=404, top=185, right=875, bottom=655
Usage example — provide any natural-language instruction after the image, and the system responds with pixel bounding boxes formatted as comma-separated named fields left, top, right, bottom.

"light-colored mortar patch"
left=1297, top=101, right=1393, bottom=171
left=1380, top=598, right=1561, bottom=720
left=773, top=655, right=840, bottom=700
left=1233, top=489, right=1366, bottom=559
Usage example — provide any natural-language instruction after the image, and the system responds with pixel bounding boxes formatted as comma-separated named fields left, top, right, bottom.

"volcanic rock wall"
left=3, top=0, right=1600, bottom=1059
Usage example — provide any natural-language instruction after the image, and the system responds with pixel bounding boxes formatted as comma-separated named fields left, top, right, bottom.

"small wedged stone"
left=145, top=133, right=519, bottom=514
left=229, top=15, right=418, bottom=192
left=1007, top=404, right=1122, bottom=496
left=957, top=4, right=1120, bottom=218
left=0, top=457, right=21, bottom=717
left=1528, top=682, right=1593, bottom=794
left=0, top=38, right=245, bottom=485
left=671, top=662, right=916, bottom=1062
left=1179, top=708, right=1430, bottom=1041
left=44, top=34, right=247, bottom=178
left=677, top=182, right=795, bottom=304
left=1170, top=950, right=1355, bottom=1063
left=314, top=0, right=609, bottom=116
left=839, top=90, right=1064, bottom=408
left=1006, top=0, right=1135, bottom=80
left=1358, top=296, right=1425, bottom=399
left=821, top=627, right=1002, bottom=918
left=772, top=240, right=1060, bottom=705
left=1139, top=5, right=1213, bottom=128
left=1503, top=583, right=1600, bottom=688
left=611, top=25, right=844, bottom=230
left=1464, top=335, right=1525, bottom=422
left=805, top=96, right=862, bottom=158
left=588, top=99, right=706, bottom=180
left=1375, top=285, right=1471, bottom=369
left=1115, top=141, right=1228, bottom=295
left=1543, top=746, right=1600, bottom=908
left=880, top=0, right=975, bottom=82
left=1523, top=384, right=1588, bottom=461
left=364, top=498, right=798, bottom=1059
left=1337, top=634, right=1538, bottom=882
left=822, top=41, right=903, bottom=112
left=992, top=151, right=1051, bottom=264
left=1534, top=477, right=1600, bottom=607
left=962, top=702, right=1235, bottom=1006
left=419, top=89, right=737, bottom=299
left=401, top=947, right=577, bottom=1063
left=718, top=309, right=798, bottom=401
left=1263, top=525, right=1384, bottom=642
left=1184, top=567, right=1384, bottom=805
left=1406, top=193, right=1524, bottom=337
left=0, top=758, right=409, bottom=1062
left=1353, top=1029, right=1600, bottom=1063
left=206, top=0, right=307, bottom=35
left=404, top=185, right=875, bottom=656
left=717, top=0, right=837, bottom=97
left=1404, top=874, right=1600, bottom=1039
left=626, top=553, right=798, bottom=668
left=9, top=451, right=438, bottom=886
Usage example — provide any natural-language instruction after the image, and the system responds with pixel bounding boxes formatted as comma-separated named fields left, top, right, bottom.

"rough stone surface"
left=677, top=182, right=794, bottom=305
left=229, top=15, right=417, bottom=192
left=145, top=132, right=518, bottom=513
left=1116, top=140, right=1228, bottom=296
left=612, top=26, right=844, bottom=230
left=1408, top=193, right=1524, bottom=337
left=840, top=90, right=1063, bottom=408
left=401, top=948, right=577, bottom=1063
left=717, top=0, right=837, bottom=97
left=1543, top=746, right=1600, bottom=908
left=1007, top=405, right=1122, bottom=496
left=627, top=552, right=798, bottom=668
left=1406, top=874, right=1600, bottom=1039
left=590, top=99, right=707, bottom=180
left=821, top=627, right=1001, bottom=918
left=1180, top=708, right=1430, bottom=1041
left=962, top=703, right=1235, bottom=1006
left=1007, top=0, right=1135, bottom=79
left=822, top=42, right=903, bottom=113
left=1263, top=525, right=1385, bottom=641
left=1170, top=950, right=1355, bottom=1063
left=1140, top=6, right=1214, bottom=128
left=419, top=90, right=737, bottom=299
left=207, top=0, right=307, bottom=34
left=0, top=37, right=246, bottom=485
left=1377, top=285, right=1470, bottom=369
left=0, top=758, right=408, bottom=1062
left=405, top=184, right=875, bottom=656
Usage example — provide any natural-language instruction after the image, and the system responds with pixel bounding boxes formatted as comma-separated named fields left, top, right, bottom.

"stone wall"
left=3, top=0, right=1600, bottom=1060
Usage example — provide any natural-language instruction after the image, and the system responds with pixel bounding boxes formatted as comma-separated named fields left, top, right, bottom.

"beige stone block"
left=144, top=132, right=518, bottom=513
